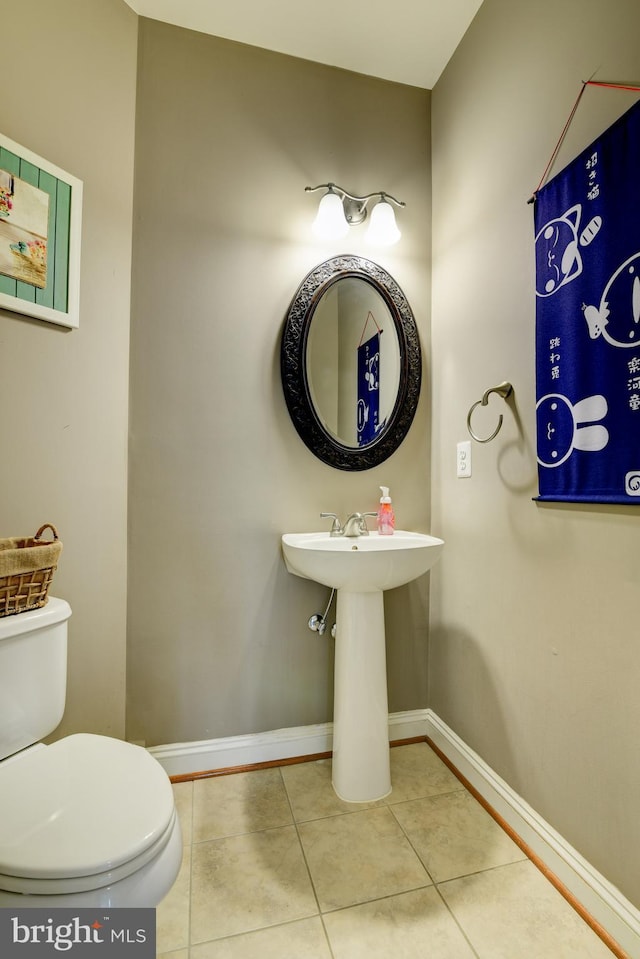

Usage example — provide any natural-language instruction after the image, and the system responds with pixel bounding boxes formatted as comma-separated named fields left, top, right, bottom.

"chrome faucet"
left=343, top=511, right=378, bottom=536
left=321, top=511, right=378, bottom=537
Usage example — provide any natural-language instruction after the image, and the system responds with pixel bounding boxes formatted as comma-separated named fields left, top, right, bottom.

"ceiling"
left=123, top=0, right=484, bottom=90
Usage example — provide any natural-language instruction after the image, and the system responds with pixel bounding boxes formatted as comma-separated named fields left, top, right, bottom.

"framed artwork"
left=0, top=133, right=82, bottom=329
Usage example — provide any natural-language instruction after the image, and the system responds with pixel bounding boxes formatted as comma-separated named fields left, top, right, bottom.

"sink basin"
left=282, top=530, right=444, bottom=592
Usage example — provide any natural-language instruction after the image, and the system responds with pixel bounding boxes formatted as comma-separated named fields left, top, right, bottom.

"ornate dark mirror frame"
left=281, top=255, right=422, bottom=471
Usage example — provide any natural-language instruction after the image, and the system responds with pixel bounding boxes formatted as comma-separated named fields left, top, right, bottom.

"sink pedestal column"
left=332, top=589, right=391, bottom=802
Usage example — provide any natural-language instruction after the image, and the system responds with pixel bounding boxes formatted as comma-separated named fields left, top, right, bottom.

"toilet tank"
left=0, top=597, right=70, bottom=760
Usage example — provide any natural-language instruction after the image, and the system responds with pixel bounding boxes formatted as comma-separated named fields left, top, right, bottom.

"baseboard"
left=148, top=708, right=430, bottom=778
left=424, top=710, right=640, bottom=959
left=149, top=708, right=639, bottom=957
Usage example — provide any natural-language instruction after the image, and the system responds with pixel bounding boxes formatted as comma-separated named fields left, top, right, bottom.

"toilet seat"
left=0, top=733, right=176, bottom=895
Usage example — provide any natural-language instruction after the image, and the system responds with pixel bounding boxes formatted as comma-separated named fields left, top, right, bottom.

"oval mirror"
left=281, top=255, right=421, bottom=470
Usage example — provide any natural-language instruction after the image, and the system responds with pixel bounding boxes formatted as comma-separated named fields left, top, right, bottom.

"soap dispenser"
left=377, top=486, right=395, bottom=535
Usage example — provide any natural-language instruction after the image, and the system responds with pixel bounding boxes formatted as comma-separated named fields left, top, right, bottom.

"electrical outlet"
left=457, top=440, right=472, bottom=478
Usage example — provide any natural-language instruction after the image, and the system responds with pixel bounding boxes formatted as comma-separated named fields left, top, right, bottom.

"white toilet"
left=0, top=597, right=182, bottom=907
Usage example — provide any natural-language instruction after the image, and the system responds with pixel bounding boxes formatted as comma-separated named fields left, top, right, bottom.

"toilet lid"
left=0, top=734, right=175, bottom=881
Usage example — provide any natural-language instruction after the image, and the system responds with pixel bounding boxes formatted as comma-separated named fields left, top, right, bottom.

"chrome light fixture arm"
left=305, top=183, right=405, bottom=225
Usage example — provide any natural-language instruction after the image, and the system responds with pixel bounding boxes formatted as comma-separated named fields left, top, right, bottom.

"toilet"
left=0, top=597, right=182, bottom=907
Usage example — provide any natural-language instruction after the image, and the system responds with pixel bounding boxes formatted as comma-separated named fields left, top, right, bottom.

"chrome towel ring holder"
left=466, top=381, right=513, bottom=443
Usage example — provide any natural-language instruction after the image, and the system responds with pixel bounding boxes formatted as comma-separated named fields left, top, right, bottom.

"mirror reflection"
left=306, top=278, right=401, bottom=447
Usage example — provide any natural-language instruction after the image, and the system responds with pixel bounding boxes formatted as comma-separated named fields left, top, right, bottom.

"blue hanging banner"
left=534, top=97, right=640, bottom=503
left=357, top=331, right=381, bottom=446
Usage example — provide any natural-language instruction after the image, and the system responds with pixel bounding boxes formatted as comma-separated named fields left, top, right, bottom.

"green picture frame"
left=0, top=133, right=82, bottom=330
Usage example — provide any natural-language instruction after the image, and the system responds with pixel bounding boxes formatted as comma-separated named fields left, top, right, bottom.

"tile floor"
left=156, top=742, right=615, bottom=958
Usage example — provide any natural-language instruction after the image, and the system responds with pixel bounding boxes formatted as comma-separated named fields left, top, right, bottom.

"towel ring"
left=466, top=381, right=513, bottom=443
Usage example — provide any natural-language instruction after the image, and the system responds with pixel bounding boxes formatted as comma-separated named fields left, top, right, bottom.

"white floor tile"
left=161, top=744, right=619, bottom=958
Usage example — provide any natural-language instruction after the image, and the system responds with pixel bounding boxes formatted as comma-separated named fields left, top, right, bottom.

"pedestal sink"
left=281, top=530, right=444, bottom=802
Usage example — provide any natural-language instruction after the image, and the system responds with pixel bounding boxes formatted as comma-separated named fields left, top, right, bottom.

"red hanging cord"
left=358, top=310, right=383, bottom=347
left=528, top=80, right=640, bottom=203
left=586, top=80, right=640, bottom=93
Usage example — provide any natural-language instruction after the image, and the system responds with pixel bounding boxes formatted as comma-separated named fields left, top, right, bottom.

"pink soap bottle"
left=377, top=486, right=395, bottom=535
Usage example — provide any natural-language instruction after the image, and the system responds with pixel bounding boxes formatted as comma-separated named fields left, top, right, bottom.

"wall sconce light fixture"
left=305, top=183, right=405, bottom=246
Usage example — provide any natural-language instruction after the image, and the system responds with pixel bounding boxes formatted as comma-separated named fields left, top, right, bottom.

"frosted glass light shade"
left=312, top=191, right=349, bottom=240
left=365, top=200, right=401, bottom=245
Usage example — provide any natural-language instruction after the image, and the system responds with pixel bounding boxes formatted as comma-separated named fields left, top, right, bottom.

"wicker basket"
left=0, top=523, right=63, bottom=617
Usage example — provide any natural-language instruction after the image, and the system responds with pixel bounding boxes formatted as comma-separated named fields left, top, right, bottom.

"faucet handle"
left=320, top=512, right=343, bottom=536
left=360, top=512, right=378, bottom=534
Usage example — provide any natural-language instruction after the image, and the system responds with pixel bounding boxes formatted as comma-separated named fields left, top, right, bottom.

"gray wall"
left=127, top=20, right=432, bottom=746
left=430, top=0, right=640, bottom=908
left=0, top=0, right=138, bottom=740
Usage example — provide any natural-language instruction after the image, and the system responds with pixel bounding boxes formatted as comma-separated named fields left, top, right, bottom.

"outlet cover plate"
left=457, top=440, right=472, bottom=478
